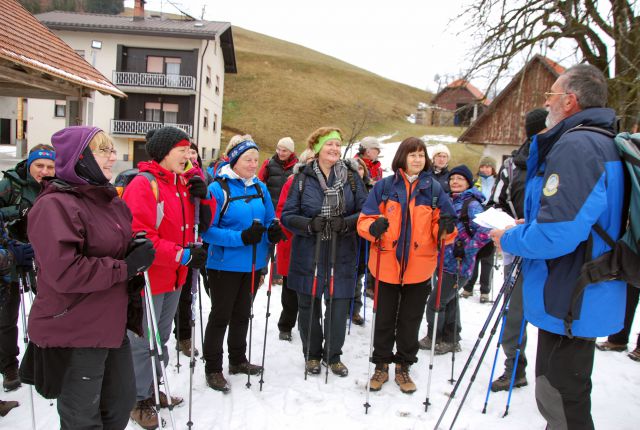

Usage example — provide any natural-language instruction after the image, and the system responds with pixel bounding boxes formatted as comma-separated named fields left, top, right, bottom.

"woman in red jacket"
left=123, top=126, right=209, bottom=429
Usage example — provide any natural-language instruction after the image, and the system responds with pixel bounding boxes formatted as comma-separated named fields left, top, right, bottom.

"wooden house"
left=431, top=79, right=490, bottom=126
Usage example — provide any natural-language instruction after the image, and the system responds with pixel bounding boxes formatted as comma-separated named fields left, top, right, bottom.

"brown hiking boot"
left=0, top=399, right=19, bottom=417
left=490, top=370, right=528, bottom=392
left=305, top=359, right=321, bottom=375
left=352, top=313, right=365, bottom=326
left=229, top=361, right=263, bottom=375
left=2, top=365, right=20, bottom=392
left=130, top=398, right=159, bottom=430
left=395, top=364, right=416, bottom=394
left=596, top=340, right=627, bottom=352
left=323, top=361, right=349, bottom=377
left=158, top=390, right=183, bottom=408
left=460, top=290, right=473, bottom=298
left=368, top=363, right=389, bottom=391
left=178, top=339, right=199, bottom=357
left=628, top=347, right=640, bottom=362
left=206, top=372, right=230, bottom=393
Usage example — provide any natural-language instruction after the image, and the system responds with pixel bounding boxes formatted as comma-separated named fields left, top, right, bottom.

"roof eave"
left=42, top=21, right=219, bottom=40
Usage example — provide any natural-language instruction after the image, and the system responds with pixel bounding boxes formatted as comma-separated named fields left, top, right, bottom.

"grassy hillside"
left=222, top=27, right=466, bottom=157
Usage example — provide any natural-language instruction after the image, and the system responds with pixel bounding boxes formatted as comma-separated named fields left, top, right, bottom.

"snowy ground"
left=3, top=137, right=640, bottom=429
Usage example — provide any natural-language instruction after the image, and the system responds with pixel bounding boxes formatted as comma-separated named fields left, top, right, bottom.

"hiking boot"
left=158, top=390, right=183, bottom=408
left=323, top=361, right=349, bottom=377
left=273, top=277, right=283, bottom=286
left=178, top=339, right=199, bottom=357
left=205, top=372, right=230, bottom=393
left=596, top=340, right=627, bottom=352
left=365, top=288, right=374, bottom=299
left=434, top=341, right=461, bottom=355
left=279, top=331, right=292, bottom=341
left=480, top=293, right=490, bottom=303
left=2, top=365, right=20, bottom=392
left=490, top=370, right=528, bottom=392
left=130, top=398, right=159, bottom=430
left=394, top=364, right=416, bottom=394
left=0, top=400, right=19, bottom=417
left=228, top=361, right=263, bottom=376
left=418, top=335, right=437, bottom=350
left=305, top=359, right=321, bottom=375
left=352, top=313, right=365, bottom=326
left=628, top=347, right=640, bottom=362
left=368, top=363, right=389, bottom=391
left=460, top=290, right=473, bottom=299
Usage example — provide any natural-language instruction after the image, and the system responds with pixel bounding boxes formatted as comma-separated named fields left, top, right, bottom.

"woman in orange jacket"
left=357, top=137, right=456, bottom=393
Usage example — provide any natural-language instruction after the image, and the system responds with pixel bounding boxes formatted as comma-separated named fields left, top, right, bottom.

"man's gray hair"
left=561, top=63, right=608, bottom=109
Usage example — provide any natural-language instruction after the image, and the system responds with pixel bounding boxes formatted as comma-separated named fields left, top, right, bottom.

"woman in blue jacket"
left=282, top=127, right=367, bottom=377
left=201, top=136, right=285, bottom=393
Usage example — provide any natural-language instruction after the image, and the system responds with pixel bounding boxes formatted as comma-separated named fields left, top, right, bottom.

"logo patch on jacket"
left=543, top=174, right=559, bottom=197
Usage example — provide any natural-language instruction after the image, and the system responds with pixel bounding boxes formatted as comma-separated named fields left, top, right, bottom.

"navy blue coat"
left=281, top=163, right=367, bottom=299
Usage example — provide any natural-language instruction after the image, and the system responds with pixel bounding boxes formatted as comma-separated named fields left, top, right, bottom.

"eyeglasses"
left=94, top=147, right=117, bottom=157
left=544, top=91, right=570, bottom=99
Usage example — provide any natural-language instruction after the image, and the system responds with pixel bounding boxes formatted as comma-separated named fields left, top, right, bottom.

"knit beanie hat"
left=478, top=156, right=497, bottom=171
left=145, top=126, right=190, bottom=162
left=448, top=164, right=474, bottom=187
left=360, top=136, right=381, bottom=150
left=277, top=137, right=295, bottom=153
left=525, top=108, right=548, bottom=138
left=430, top=143, right=451, bottom=160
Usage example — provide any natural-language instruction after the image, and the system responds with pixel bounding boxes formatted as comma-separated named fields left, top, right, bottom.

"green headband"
left=313, top=130, right=342, bottom=153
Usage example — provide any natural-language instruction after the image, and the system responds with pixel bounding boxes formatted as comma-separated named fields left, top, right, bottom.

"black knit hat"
left=145, top=126, right=190, bottom=162
left=448, top=164, right=474, bottom=188
left=525, top=108, right=548, bottom=138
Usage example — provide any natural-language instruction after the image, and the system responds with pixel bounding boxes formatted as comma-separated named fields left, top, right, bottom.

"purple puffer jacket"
left=27, top=126, right=131, bottom=348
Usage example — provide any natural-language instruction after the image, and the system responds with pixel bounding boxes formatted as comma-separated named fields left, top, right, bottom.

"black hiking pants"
left=277, top=276, right=298, bottom=333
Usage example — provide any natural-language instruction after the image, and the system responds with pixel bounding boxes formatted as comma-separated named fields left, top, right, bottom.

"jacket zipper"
left=178, top=176, right=187, bottom=291
left=398, top=180, right=415, bottom=286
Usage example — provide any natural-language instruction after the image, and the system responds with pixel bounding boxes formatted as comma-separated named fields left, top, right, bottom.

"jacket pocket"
left=411, top=205, right=435, bottom=256
left=543, top=241, right=587, bottom=320
left=210, top=245, right=225, bottom=263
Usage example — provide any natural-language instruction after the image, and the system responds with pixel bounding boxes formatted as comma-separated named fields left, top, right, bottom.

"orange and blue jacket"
left=357, top=170, right=457, bottom=285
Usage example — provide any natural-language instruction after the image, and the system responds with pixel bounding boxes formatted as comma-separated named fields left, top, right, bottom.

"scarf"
left=312, top=159, right=347, bottom=240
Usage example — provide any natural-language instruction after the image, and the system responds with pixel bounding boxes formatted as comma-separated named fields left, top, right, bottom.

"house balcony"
left=112, top=71, right=196, bottom=94
left=110, top=120, right=193, bottom=138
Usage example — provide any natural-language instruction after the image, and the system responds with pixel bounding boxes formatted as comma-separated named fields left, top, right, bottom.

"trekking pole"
left=199, top=269, right=206, bottom=363
left=246, top=218, right=261, bottom=389
left=324, top=231, right=339, bottom=384
left=363, top=241, right=370, bottom=324
left=175, top=304, right=181, bottom=373
left=363, top=238, right=383, bottom=414
left=433, top=257, right=522, bottom=430
left=449, top=256, right=463, bottom=385
left=143, top=270, right=176, bottom=430
left=424, top=237, right=446, bottom=412
left=304, top=231, right=323, bottom=380
left=18, top=270, right=36, bottom=430
left=503, top=315, right=527, bottom=418
left=348, top=237, right=362, bottom=335
left=187, top=198, right=201, bottom=429
left=259, top=220, right=279, bottom=391
left=482, top=298, right=510, bottom=413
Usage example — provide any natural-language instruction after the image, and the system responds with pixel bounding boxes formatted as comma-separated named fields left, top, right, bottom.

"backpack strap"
left=460, top=198, right=473, bottom=237
left=430, top=177, right=439, bottom=209
left=137, top=172, right=162, bottom=230
left=215, top=177, right=265, bottom=227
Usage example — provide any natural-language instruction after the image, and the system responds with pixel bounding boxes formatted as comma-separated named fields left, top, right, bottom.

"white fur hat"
left=277, top=136, right=295, bottom=153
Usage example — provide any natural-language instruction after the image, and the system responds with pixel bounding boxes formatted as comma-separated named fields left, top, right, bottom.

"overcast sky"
left=125, top=0, right=577, bottom=94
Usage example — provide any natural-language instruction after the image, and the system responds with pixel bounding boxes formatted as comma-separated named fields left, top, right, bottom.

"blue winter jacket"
left=443, top=188, right=491, bottom=279
left=281, top=162, right=367, bottom=299
left=202, top=165, right=275, bottom=272
left=501, top=108, right=626, bottom=338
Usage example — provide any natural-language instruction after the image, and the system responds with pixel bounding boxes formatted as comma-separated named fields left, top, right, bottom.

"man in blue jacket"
left=490, top=63, right=626, bottom=430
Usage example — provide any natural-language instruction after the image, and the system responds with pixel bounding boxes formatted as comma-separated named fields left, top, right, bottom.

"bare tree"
left=458, top=0, right=639, bottom=129
left=342, top=102, right=375, bottom=158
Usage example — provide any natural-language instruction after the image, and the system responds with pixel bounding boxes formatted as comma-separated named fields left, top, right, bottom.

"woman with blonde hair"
left=282, top=127, right=367, bottom=377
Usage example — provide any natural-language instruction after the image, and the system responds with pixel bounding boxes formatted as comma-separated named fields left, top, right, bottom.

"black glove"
left=186, top=246, right=207, bottom=269
left=368, top=217, right=389, bottom=239
left=438, top=214, right=456, bottom=239
left=125, top=240, right=155, bottom=279
left=329, top=216, right=346, bottom=233
left=453, top=240, right=465, bottom=260
left=241, top=222, right=266, bottom=245
left=308, top=216, right=326, bottom=234
left=188, top=176, right=208, bottom=199
left=18, top=199, right=31, bottom=219
left=8, top=241, right=34, bottom=268
left=267, top=222, right=286, bottom=243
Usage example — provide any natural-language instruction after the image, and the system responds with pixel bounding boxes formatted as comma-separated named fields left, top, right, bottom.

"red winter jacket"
left=123, top=161, right=195, bottom=295
left=357, top=155, right=383, bottom=182
left=275, top=176, right=294, bottom=276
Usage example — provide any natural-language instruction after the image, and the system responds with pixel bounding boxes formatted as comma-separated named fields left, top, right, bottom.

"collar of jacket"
left=138, top=160, right=182, bottom=185
left=41, top=178, right=118, bottom=202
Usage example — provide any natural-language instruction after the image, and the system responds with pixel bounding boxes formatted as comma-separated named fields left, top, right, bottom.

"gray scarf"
left=312, top=159, right=347, bottom=239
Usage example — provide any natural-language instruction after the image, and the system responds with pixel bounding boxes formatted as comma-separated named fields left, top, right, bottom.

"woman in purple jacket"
left=26, top=126, right=155, bottom=429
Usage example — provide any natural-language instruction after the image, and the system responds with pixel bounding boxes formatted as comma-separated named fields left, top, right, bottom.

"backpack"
left=460, top=198, right=495, bottom=260
left=214, top=176, right=265, bottom=227
left=114, top=168, right=162, bottom=230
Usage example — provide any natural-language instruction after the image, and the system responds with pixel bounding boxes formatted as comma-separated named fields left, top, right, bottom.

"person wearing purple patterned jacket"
left=419, top=164, right=491, bottom=354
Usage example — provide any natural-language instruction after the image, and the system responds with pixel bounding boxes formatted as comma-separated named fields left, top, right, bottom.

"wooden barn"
left=431, top=79, right=490, bottom=126
left=458, top=55, right=565, bottom=162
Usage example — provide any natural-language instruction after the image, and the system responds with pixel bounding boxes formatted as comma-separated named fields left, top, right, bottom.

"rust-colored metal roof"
left=434, top=79, right=490, bottom=106
left=0, top=0, right=124, bottom=97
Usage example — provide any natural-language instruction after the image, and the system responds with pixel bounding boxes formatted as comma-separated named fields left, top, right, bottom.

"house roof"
left=36, top=11, right=237, bottom=73
left=458, top=54, right=566, bottom=143
left=0, top=0, right=125, bottom=99
left=433, top=79, right=491, bottom=106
